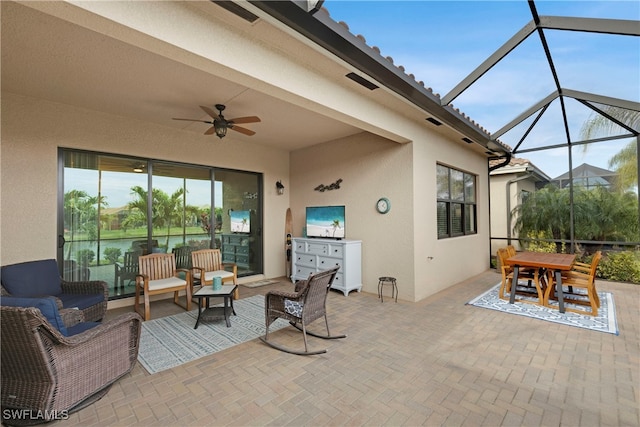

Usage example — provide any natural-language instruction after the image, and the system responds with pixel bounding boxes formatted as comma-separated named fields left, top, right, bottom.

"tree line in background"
left=64, top=185, right=222, bottom=264
left=512, top=107, right=640, bottom=283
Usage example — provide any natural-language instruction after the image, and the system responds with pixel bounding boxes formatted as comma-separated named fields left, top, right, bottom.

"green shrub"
left=598, top=251, right=640, bottom=283
left=103, top=247, right=122, bottom=264
left=76, top=249, right=95, bottom=266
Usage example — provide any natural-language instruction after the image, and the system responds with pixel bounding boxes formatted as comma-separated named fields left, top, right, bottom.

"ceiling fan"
left=172, top=104, right=261, bottom=139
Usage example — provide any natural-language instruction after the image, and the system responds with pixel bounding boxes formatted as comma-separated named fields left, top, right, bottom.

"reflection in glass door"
left=59, top=149, right=263, bottom=299
left=216, top=170, right=263, bottom=276
left=150, top=162, right=212, bottom=270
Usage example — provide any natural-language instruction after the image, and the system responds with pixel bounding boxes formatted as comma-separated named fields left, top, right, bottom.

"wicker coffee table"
left=193, top=284, right=238, bottom=329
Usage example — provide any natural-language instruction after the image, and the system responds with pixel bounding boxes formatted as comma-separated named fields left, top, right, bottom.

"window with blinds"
left=437, top=164, right=477, bottom=238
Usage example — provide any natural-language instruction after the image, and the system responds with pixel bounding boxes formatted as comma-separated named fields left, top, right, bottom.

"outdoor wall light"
left=276, top=181, right=285, bottom=195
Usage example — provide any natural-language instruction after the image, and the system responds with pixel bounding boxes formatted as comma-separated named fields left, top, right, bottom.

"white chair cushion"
left=203, top=270, right=234, bottom=282
left=147, top=277, right=187, bottom=291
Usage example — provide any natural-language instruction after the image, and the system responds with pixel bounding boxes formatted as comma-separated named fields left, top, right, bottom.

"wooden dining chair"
left=134, top=253, right=191, bottom=321
left=191, top=249, right=238, bottom=299
left=497, top=247, right=544, bottom=303
left=545, top=251, right=601, bottom=316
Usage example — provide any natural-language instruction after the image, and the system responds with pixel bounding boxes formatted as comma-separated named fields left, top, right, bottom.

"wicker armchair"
left=1, top=259, right=108, bottom=322
left=260, top=266, right=345, bottom=355
left=1, top=297, right=141, bottom=425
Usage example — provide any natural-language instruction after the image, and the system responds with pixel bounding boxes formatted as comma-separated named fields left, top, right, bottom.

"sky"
left=322, top=0, right=640, bottom=179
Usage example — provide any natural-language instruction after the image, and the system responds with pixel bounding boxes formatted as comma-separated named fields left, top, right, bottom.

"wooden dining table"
left=505, top=252, right=576, bottom=313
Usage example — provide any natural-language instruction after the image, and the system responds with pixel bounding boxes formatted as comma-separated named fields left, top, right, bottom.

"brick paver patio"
left=67, top=270, right=639, bottom=426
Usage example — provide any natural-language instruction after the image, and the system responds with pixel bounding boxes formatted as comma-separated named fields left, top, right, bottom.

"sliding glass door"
left=59, top=149, right=262, bottom=299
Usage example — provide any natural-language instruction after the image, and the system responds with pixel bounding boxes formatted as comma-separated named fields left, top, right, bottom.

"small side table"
left=193, top=284, right=238, bottom=329
left=378, top=276, right=397, bottom=303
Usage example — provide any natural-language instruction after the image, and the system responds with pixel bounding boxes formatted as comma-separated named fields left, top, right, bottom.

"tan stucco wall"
left=291, top=129, right=491, bottom=302
left=490, top=172, right=539, bottom=256
left=290, top=133, right=415, bottom=299
left=0, top=93, right=290, bottom=278
left=413, top=131, right=491, bottom=301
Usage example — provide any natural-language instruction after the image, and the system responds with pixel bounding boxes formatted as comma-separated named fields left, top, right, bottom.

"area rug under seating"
left=466, top=283, right=618, bottom=335
left=138, top=295, right=288, bottom=374
left=241, top=279, right=280, bottom=288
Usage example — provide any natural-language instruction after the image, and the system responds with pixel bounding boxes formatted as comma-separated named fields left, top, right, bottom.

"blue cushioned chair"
left=1, top=259, right=108, bottom=322
left=0, top=297, right=142, bottom=424
left=1, top=296, right=98, bottom=336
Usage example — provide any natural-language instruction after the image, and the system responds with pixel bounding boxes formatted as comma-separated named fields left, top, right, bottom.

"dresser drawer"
left=236, top=246, right=250, bottom=255
left=235, top=254, right=250, bottom=264
left=296, top=254, right=317, bottom=268
left=306, top=243, right=329, bottom=255
left=332, top=273, right=344, bottom=288
left=327, top=244, right=344, bottom=258
left=318, top=256, right=342, bottom=271
left=294, top=265, right=316, bottom=279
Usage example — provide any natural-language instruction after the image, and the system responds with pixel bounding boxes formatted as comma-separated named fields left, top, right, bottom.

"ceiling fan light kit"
left=172, top=104, right=260, bottom=139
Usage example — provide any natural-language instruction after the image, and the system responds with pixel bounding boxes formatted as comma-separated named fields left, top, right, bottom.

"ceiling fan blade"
left=204, top=126, right=216, bottom=135
left=200, top=106, right=219, bottom=120
left=172, top=118, right=213, bottom=124
left=229, top=116, right=261, bottom=124
left=230, top=125, right=256, bottom=136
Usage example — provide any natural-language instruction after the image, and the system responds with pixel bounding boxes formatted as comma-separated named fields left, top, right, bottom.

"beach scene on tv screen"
left=230, top=210, right=250, bottom=233
left=306, top=206, right=345, bottom=238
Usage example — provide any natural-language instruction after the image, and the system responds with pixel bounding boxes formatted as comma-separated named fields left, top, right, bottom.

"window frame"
left=437, top=164, right=477, bottom=239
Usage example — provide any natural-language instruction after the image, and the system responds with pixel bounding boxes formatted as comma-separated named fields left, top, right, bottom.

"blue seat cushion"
left=1, top=259, right=63, bottom=297
left=57, top=293, right=104, bottom=311
left=66, top=321, right=100, bottom=336
left=1, top=296, right=68, bottom=336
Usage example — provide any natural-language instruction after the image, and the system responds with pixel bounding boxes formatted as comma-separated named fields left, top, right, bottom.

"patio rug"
left=466, top=283, right=618, bottom=335
left=241, top=279, right=280, bottom=288
left=138, top=295, right=288, bottom=374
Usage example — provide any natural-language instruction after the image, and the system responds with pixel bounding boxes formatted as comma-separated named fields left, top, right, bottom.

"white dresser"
left=291, top=238, right=362, bottom=296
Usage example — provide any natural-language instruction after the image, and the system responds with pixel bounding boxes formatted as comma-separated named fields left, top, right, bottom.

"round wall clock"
left=376, top=197, right=391, bottom=214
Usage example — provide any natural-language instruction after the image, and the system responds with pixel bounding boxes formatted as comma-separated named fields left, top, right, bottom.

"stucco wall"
left=290, top=133, right=414, bottom=299
left=0, top=93, right=290, bottom=279
left=413, top=131, right=491, bottom=301
left=291, top=129, right=491, bottom=302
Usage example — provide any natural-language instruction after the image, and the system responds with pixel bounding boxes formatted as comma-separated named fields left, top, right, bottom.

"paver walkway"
left=67, top=270, right=639, bottom=426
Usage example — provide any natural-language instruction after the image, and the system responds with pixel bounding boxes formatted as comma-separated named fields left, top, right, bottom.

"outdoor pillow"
left=1, top=259, right=63, bottom=297
left=1, top=296, right=68, bottom=336
left=57, top=293, right=105, bottom=310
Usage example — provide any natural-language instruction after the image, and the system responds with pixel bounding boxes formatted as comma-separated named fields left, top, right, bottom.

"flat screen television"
left=230, top=210, right=250, bottom=233
left=306, top=205, right=345, bottom=239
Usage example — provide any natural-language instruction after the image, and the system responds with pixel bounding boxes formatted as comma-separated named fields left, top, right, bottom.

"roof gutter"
left=489, top=153, right=512, bottom=172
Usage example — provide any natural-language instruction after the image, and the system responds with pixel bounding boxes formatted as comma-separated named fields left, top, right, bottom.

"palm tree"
left=580, top=106, right=640, bottom=192
left=331, top=219, right=342, bottom=238
left=63, top=190, right=105, bottom=257
left=125, top=186, right=185, bottom=249
left=512, top=185, right=570, bottom=253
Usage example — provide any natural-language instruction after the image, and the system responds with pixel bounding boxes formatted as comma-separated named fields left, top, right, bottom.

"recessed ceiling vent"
left=211, top=1, right=259, bottom=23
left=462, top=137, right=474, bottom=144
left=426, top=117, right=442, bottom=126
left=346, top=72, right=379, bottom=90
